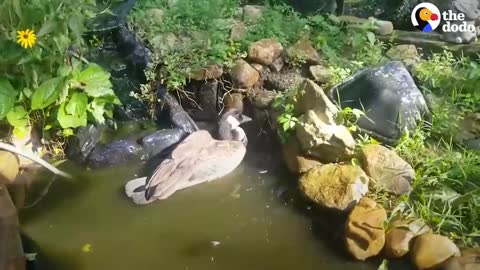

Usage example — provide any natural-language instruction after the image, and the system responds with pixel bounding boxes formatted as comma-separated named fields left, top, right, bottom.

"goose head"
left=217, top=108, right=252, bottom=146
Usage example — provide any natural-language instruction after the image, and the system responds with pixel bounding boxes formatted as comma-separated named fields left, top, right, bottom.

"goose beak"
left=239, top=114, right=252, bottom=125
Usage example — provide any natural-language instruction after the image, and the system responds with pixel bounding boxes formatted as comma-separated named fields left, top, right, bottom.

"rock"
left=243, top=5, right=264, bottom=23
left=412, top=234, right=461, bottom=270
left=359, top=144, right=415, bottom=195
left=230, top=22, right=248, bottom=41
left=455, top=112, right=480, bottom=150
left=384, top=218, right=431, bottom=259
left=282, top=137, right=323, bottom=174
left=65, top=124, right=106, bottom=164
left=374, top=19, right=394, bottom=35
left=250, top=63, right=265, bottom=72
left=0, top=151, right=19, bottom=185
left=87, top=139, right=146, bottom=168
left=294, top=79, right=338, bottom=122
left=345, top=197, right=387, bottom=260
left=196, top=80, right=218, bottom=114
left=0, top=186, right=25, bottom=270
left=299, top=164, right=369, bottom=211
left=287, top=40, right=321, bottom=65
left=230, top=60, right=260, bottom=89
left=189, top=65, right=223, bottom=81
left=386, top=44, right=420, bottom=71
left=248, top=39, right=283, bottom=66
left=309, top=65, right=332, bottom=84
left=330, top=61, right=431, bottom=145
left=159, top=88, right=199, bottom=134
left=139, top=129, right=187, bottom=158
left=435, top=248, right=480, bottom=270
left=296, top=110, right=356, bottom=163
left=264, top=68, right=304, bottom=92
left=223, top=93, right=244, bottom=112
left=433, top=0, right=480, bottom=44
left=252, top=89, right=277, bottom=109
left=269, top=57, right=284, bottom=72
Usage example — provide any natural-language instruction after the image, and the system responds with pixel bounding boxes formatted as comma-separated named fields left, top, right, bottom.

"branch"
left=0, top=142, right=72, bottom=179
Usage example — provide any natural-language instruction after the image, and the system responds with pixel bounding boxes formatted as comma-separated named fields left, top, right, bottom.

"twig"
left=0, top=142, right=72, bottom=179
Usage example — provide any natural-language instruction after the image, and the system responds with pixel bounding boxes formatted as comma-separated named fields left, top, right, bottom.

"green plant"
left=0, top=0, right=120, bottom=155
left=272, top=92, right=298, bottom=143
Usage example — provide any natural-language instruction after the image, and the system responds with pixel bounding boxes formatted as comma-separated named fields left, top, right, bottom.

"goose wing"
left=144, top=133, right=246, bottom=200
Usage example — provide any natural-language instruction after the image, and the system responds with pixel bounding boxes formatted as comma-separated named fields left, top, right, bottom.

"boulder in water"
left=65, top=124, right=106, bottom=164
left=330, top=61, right=431, bottom=145
left=140, top=129, right=187, bottom=158
left=87, top=139, right=146, bottom=168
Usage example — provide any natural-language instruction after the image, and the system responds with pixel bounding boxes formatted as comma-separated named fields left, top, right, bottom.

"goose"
left=124, top=108, right=251, bottom=204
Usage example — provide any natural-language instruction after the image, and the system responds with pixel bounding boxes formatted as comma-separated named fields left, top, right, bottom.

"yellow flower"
left=17, top=29, right=36, bottom=49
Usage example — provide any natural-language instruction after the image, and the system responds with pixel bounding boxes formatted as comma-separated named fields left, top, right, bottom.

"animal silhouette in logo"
left=412, top=3, right=440, bottom=32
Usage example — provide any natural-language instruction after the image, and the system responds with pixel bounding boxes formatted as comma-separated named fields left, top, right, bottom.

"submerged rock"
left=230, top=60, right=260, bottom=88
left=248, top=39, right=283, bottom=66
left=65, top=124, right=106, bottom=164
left=296, top=110, right=356, bottom=163
left=299, top=164, right=369, bottom=211
left=140, top=129, right=187, bottom=158
left=345, top=197, right=387, bottom=261
left=0, top=186, right=25, bottom=270
left=384, top=218, right=431, bottom=259
left=359, top=144, right=415, bottom=195
left=87, top=139, right=146, bottom=168
left=412, top=233, right=461, bottom=270
left=330, top=61, right=431, bottom=145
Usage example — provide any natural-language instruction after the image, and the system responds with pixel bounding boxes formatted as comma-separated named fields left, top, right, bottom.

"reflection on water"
left=19, top=140, right=410, bottom=270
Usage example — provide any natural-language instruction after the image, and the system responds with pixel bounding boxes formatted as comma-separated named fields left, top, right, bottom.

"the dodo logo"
left=411, top=3, right=441, bottom=32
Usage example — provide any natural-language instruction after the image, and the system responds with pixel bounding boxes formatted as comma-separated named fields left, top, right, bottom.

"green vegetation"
left=0, top=0, right=120, bottom=155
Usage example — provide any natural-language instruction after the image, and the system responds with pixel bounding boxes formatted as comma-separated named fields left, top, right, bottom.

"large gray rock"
left=329, top=61, right=431, bottom=145
left=87, top=139, right=146, bottom=168
left=140, top=129, right=187, bottom=158
left=296, top=110, right=356, bottom=163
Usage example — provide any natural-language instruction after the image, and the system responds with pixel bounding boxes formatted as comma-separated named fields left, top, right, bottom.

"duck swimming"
left=124, top=108, right=251, bottom=205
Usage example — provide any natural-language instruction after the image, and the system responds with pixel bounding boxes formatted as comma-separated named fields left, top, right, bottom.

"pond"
left=19, top=132, right=411, bottom=270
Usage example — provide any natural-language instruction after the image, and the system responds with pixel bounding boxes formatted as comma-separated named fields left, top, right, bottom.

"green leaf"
left=366, top=31, right=376, bottom=45
left=65, top=92, right=88, bottom=116
left=0, top=79, right=18, bottom=120
left=31, top=77, right=64, bottom=110
left=57, top=95, right=88, bottom=129
left=88, top=98, right=106, bottom=124
left=6, top=106, right=29, bottom=139
left=68, top=17, right=83, bottom=41
left=74, top=64, right=114, bottom=97
left=37, top=20, right=57, bottom=37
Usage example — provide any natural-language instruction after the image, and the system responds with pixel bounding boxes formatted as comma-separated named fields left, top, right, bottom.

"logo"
left=411, top=3, right=441, bottom=32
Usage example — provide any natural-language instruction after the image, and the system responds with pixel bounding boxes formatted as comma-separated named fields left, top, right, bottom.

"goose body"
left=125, top=109, right=249, bottom=204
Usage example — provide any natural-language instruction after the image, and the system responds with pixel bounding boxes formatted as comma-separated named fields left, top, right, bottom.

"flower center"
left=23, top=34, right=29, bottom=39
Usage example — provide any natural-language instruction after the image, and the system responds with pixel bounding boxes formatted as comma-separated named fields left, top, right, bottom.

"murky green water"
left=19, top=142, right=409, bottom=270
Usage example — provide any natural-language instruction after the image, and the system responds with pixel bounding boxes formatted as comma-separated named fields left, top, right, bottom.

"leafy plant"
left=272, top=92, right=298, bottom=143
left=0, top=0, right=120, bottom=152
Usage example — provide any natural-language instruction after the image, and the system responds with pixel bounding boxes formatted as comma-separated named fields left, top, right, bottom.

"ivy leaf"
left=0, top=79, right=18, bottom=120
left=74, top=64, right=114, bottom=97
left=31, top=77, right=65, bottom=110
left=6, top=105, right=29, bottom=139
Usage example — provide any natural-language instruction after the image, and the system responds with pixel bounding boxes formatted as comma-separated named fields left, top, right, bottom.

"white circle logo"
left=411, top=3, right=441, bottom=32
